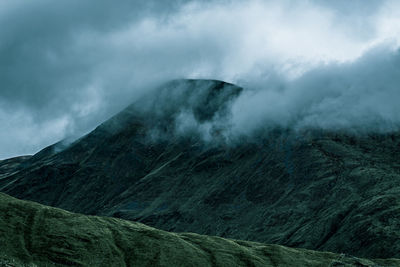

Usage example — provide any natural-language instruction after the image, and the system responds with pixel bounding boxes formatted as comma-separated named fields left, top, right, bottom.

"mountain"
left=1, top=192, right=399, bottom=266
left=1, top=79, right=400, bottom=259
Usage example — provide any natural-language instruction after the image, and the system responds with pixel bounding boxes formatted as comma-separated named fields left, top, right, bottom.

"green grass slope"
left=1, top=193, right=398, bottom=267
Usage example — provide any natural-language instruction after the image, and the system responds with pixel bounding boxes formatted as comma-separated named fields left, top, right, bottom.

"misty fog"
left=1, top=0, right=400, bottom=158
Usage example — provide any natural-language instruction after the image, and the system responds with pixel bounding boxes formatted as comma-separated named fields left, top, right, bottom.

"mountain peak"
left=1, top=79, right=400, bottom=260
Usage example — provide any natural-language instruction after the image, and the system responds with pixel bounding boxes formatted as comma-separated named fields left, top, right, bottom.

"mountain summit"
left=1, top=79, right=400, bottom=259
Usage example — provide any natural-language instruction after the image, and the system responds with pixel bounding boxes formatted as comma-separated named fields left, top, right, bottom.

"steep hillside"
left=1, top=80, right=400, bottom=259
left=1, top=192, right=399, bottom=267
left=0, top=156, right=31, bottom=180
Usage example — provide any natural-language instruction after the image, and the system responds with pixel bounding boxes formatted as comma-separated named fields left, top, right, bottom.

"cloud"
left=229, top=45, right=400, bottom=136
left=0, top=106, right=72, bottom=158
left=1, top=0, right=400, bottom=158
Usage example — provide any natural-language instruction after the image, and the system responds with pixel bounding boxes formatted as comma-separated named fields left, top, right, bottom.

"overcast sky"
left=1, top=0, right=400, bottom=159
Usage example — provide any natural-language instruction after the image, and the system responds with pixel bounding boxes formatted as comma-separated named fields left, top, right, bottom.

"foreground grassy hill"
left=1, top=193, right=399, bottom=267
left=1, top=80, right=400, bottom=258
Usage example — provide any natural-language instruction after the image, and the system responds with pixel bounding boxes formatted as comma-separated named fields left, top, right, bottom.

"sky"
left=1, top=0, right=400, bottom=159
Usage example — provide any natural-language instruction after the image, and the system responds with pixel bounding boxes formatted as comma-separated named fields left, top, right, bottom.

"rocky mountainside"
left=1, top=79, right=400, bottom=259
left=1, top=192, right=399, bottom=267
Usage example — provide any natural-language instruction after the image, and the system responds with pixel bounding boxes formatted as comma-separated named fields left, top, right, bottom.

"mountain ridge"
left=1, top=79, right=400, bottom=259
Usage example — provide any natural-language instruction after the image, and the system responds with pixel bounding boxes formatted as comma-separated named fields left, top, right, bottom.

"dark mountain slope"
left=0, top=156, right=31, bottom=180
left=1, top=80, right=400, bottom=259
left=1, top=192, right=399, bottom=267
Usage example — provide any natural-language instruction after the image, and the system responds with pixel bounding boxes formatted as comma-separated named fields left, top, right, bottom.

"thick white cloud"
left=1, top=0, right=400, bottom=158
left=229, top=45, right=400, bottom=135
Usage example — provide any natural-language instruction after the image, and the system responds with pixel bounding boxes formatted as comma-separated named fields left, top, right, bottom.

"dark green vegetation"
left=1, top=80, right=400, bottom=261
left=1, top=192, right=399, bottom=266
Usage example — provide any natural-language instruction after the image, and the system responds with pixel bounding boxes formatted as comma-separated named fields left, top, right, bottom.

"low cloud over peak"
left=230, top=45, right=400, bottom=135
left=1, top=0, right=400, bottom=158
